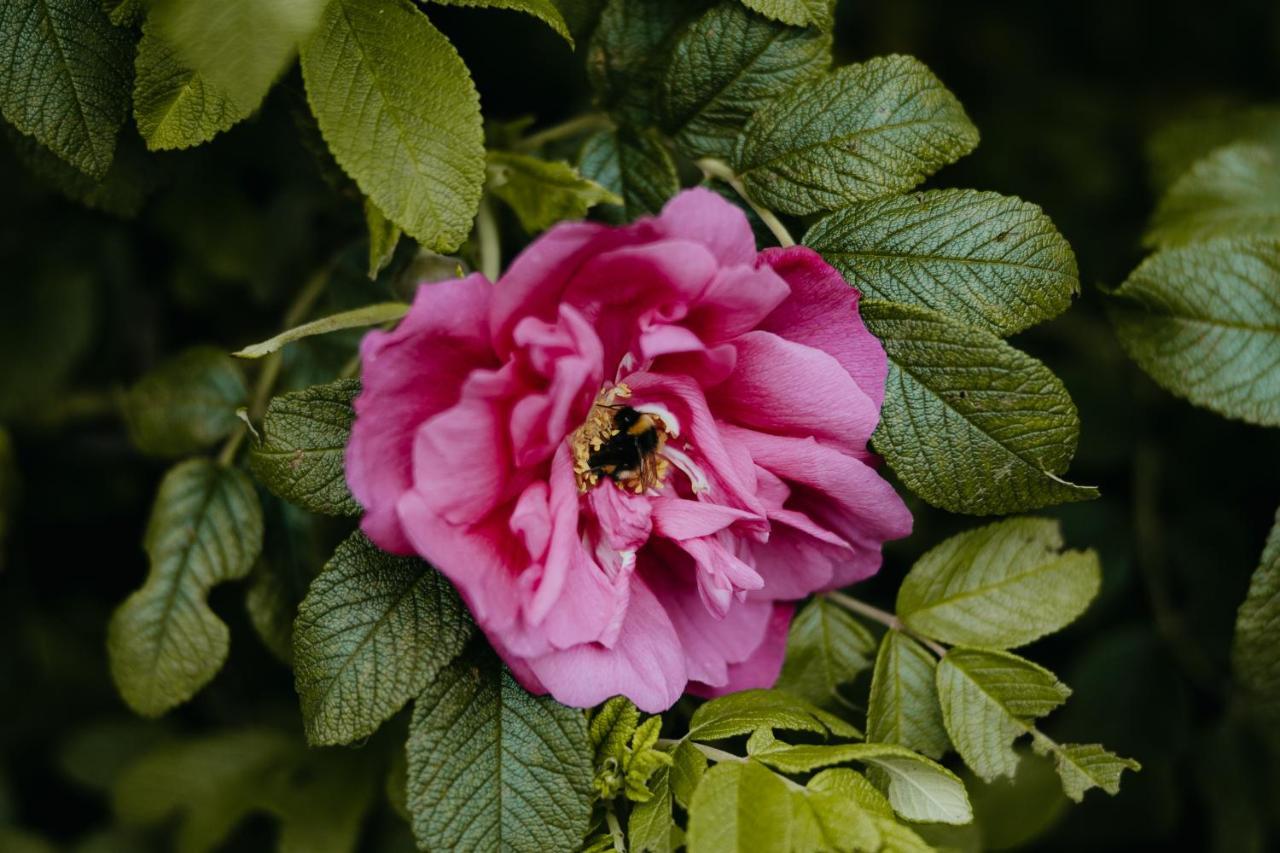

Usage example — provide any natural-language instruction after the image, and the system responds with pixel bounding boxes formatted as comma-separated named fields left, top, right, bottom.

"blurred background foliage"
left=2, top=0, right=1280, bottom=850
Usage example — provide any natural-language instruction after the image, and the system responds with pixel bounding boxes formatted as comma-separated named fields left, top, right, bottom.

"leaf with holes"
left=866, top=630, right=949, bottom=759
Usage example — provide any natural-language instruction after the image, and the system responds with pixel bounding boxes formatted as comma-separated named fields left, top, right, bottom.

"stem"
left=825, top=591, right=949, bottom=658
left=476, top=196, right=501, bottom=282
left=695, top=158, right=795, bottom=247
left=655, top=740, right=803, bottom=791
left=605, top=806, right=627, bottom=852
left=516, top=113, right=612, bottom=152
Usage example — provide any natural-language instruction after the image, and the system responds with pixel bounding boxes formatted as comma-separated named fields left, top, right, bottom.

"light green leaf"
left=429, top=0, right=573, bottom=44
left=735, top=55, right=978, bottom=215
left=1029, top=737, right=1140, bottom=802
left=579, top=127, right=679, bottom=222
left=1146, top=142, right=1280, bottom=248
left=794, top=781, right=882, bottom=852
left=122, top=347, right=248, bottom=458
left=935, top=647, right=1070, bottom=782
left=294, top=531, right=472, bottom=745
left=0, top=0, right=131, bottom=177
left=775, top=597, right=874, bottom=710
left=807, top=768, right=893, bottom=818
left=736, top=0, right=832, bottom=28
left=108, top=460, right=264, bottom=717
left=234, top=302, right=409, bottom=358
left=659, top=2, right=829, bottom=161
left=897, top=518, right=1101, bottom=648
left=407, top=648, right=593, bottom=852
left=629, top=765, right=678, bottom=853
left=875, top=818, right=936, bottom=853
left=686, top=760, right=792, bottom=853
left=670, top=739, right=708, bottom=809
left=249, top=379, right=360, bottom=516
left=590, top=695, right=641, bottom=768
left=1107, top=237, right=1280, bottom=426
left=867, top=630, right=949, bottom=759
left=363, top=197, right=401, bottom=279
left=689, top=689, right=859, bottom=742
left=488, top=150, right=620, bottom=232
left=301, top=0, right=485, bottom=251
left=863, top=299, right=1097, bottom=514
left=133, top=20, right=249, bottom=151
left=1232, top=508, right=1280, bottom=723
left=805, top=189, right=1079, bottom=336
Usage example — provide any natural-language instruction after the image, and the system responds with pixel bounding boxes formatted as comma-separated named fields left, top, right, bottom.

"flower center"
left=571, top=384, right=672, bottom=494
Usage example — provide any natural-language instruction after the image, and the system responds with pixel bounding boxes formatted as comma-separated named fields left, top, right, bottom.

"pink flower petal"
left=689, top=603, right=794, bottom=698
left=658, top=186, right=757, bottom=267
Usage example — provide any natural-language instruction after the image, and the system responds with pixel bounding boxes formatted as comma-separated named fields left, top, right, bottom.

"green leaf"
left=363, top=197, right=401, bottom=279
left=0, top=0, right=131, bottom=178
left=689, top=689, right=860, bottom=742
left=406, top=648, right=593, bottom=852
left=774, top=597, right=874, bottom=710
left=659, top=2, right=829, bottom=162
left=629, top=765, right=678, bottom=853
left=794, top=776, right=883, bottom=852
left=6, top=124, right=152, bottom=217
left=1146, top=142, right=1280, bottom=248
left=1029, top=736, right=1140, bottom=803
left=1146, top=104, right=1280, bottom=190
left=551, top=0, right=606, bottom=40
left=807, top=768, right=893, bottom=818
left=234, top=302, right=409, bottom=358
left=429, top=0, right=573, bottom=44
left=132, top=19, right=250, bottom=151
left=736, top=0, right=832, bottom=29
left=897, top=518, right=1101, bottom=648
left=686, top=760, right=792, bottom=853
left=488, top=150, right=620, bottom=233
left=249, top=379, right=360, bottom=516
left=1232, top=508, right=1280, bottom=723
left=735, top=55, right=979, bottom=216
left=864, top=299, right=1097, bottom=514
left=867, top=630, right=949, bottom=760
left=0, top=263, right=92, bottom=419
left=108, top=460, right=264, bottom=717
left=590, top=695, right=641, bottom=768
left=301, top=0, right=485, bottom=251
left=122, top=347, right=248, bottom=458
left=804, top=190, right=1079, bottom=336
left=149, top=0, right=324, bottom=116
left=935, top=647, right=1069, bottom=782
left=670, top=739, right=708, bottom=809
left=294, top=531, right=472, bottom=745
left=579, top=127, right=679, bottom=222
left=1107, top=237, right=1280, bottom=426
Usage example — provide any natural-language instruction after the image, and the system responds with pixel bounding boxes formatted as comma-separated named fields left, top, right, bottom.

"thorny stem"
left=477, top=196, right=502, bottom=283
left=695, top=158, right=796, bottom=248
left=516, top=113, right=613, bottom=152
left=825, top=591, right=949, bottom=658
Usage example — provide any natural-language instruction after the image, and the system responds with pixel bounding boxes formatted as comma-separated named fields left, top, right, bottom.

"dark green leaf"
left=6, top=124, right=152, bottom=216
left=103, top=0, right=145, bottom=27
left=774, top=597, right=874, bottom=710
left=867, top=630, right=949, bottom=760
left=1146, top=104, right=1280, bottom=190
left=1232, top=508, right=1280, bottom=723
left=488, top=150, right=620, bottom=232
left=1146, top=142, right=1280, bottom=248
left=579, top=127, right=679, bottom=222
left=123, top=347, right=247, bottom=458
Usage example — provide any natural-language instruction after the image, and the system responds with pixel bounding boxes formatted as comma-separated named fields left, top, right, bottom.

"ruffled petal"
left=689, top=603, right=793, bottom=698
left=658, top=186, right=757, bottom=267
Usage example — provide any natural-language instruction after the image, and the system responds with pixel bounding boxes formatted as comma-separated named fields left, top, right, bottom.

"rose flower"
left=346, top=188, right=911, bottom=712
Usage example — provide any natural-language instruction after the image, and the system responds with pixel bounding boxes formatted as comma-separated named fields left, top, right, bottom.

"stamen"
left=661, top=444, right=710, bottom=495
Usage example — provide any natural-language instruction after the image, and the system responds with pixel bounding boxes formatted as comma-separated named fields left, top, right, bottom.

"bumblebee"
left=587, top=405, right=666, bottom=488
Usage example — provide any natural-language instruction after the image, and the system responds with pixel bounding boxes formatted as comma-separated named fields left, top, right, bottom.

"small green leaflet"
left=1232, top=508, right=1280, bottom=724
left=487, top=150, right=620, bottom=233
left=866, top=630, right=949, bottom=760
left=249, top=379, right=361, bottom=517
left=363, top=198, right=401, bottom=279
left=735, top=55, right=978, bottom=215
left=1030, top=737, right=1141, bottom=803
left=234, top=302, right=410, bottom=358
left=689, top=688, right=860, bottom=742
left=896, top=518, right=1101, bottom=649
left=628, top=765, right=679, bottom=853
left=805, top=189, right=1079, bottom=337
left=1107, top=237, right=1280, bottom=426
left=407, top=648, right=594, bottom=852
left=659, top=2, right=830, bottom=162
left=293, top=532, right=473, bottom=745
left=108, top=460, right=264, bottom=717
left=686, top=761, right=792, bottom=853
left=301, top=0, right=485, bottom=252
left=123, top=347, right=248, bottom=458
left=0, top=0, right=131, bottom=178
left=792, top=781, right=882, bottom=853
left=428, top=0, right=574, bottom=45
left=736, top=0, right=832, bottom=29
left=863, top=299, right=1097, bottom=514
left=670, top=739, right=708, bottom=809
left=774, top=597, right=874, bottom=710
left=1146, top=142, right=1280, bottom=248
left=579, top=127, right=680, bottom=222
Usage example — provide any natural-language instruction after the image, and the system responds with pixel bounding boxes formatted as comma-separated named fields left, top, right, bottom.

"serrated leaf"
left=805, top=189, right=1079, bottom=336
left=737, top=0, right=832, bottom=28
left=897, top=518, right=1101, bottom=648
left=1107, top=237, right=1280, bottom=426
left=249, top=379, right=360, bottom=516
left=579, top=127, right=679, bottom=222
left=686, top=760, right=792, bottom=853
left=488, top=150, right=620, bottom=233
left=659, top=2, right=830, bottom=161
left=0, top=0, right=131, bottom=177
left=293, top=531, right=472, bottom=745
left=407, top=648, right=593, bottom=852
left=133, top=20, right=250, bottom=151
left=735, top=55, right=978, bottom=216
left=867, top=630, right=949, bottom=760
left=1030, top=737, right=1139, bottom=802
left=689, top=689, right=859, bottom=742
left=590, top=695, right=640, bottom=765
left=629, top=765, right=678, bottom=853
left=123, top=347, right=248, bottom=458
left=234, top=302, right=409, bottom=358
left=1146, top=142, right=1280, bottom=248
left=301, top=0, right=485, bottom=251
left=429, top=0, right=573, bottom=44
left=774, top=597, right=874, bottom=710
left=363, top=197, right=401, bottom=279
left=864, top=299, right=1097, bottom=514
left=1232, top=508, right=1280, bottom=723
left=671, top=739, right=708, bottom=809
left=807, top=768, right=893, bottom=818
left=108, top=460, right=264, bottom=717
left=794, top=782, right=882, bottom=853
left=935, top=647, right=1070, bottom=783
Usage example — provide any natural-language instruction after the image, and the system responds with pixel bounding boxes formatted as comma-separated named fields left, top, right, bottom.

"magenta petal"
left=684, top=264, right=791, bottom=345
left=689, top=603, right=794, bottom=698
left=658, top=186, right=757, bottom=267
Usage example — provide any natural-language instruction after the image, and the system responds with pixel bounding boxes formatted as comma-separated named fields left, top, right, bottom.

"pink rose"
left=346, top=188, right=912, bottom=712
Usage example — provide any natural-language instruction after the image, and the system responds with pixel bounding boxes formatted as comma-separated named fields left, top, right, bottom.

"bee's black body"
left=587, top=406, right=661, bottom=481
